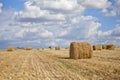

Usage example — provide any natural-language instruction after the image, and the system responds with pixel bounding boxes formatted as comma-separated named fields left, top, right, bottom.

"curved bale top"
left=55, top=46, right=60, bottom=50
left=7, top=46, right=14, bottom=51
left=93, top=45, right=102, bottom=50
left=102, top=44, right=115, bottom=50
left=106, top=44, right=115, bottom=50
left=70, top=42, right=93, bottom=59
left=25, top=47, right=32, bottom=50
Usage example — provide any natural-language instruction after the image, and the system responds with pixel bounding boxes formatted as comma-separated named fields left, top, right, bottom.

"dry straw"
left=7, top=46, right=14, bottom=51
left=102, top=45, right=107, bottom=49
left=55, top=46, right=60, bottom=50
left=70, top=42, right=93, bottom=59
left=107, top=44, right=115, bottom=50
left=25, top=47, right=32, bottom=50
left=102, top=44, right=115, bottom=50
left=93, top=45, right=102, bottom=50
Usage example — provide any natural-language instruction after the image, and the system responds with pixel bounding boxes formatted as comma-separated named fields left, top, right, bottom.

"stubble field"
left=0, top=48, right=120, bottom=80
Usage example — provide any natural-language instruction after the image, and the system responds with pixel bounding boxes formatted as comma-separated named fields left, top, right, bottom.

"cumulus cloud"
left=111, top=24, right=120, bottom=37
left=96, top=24, right=120, bottom=45
left=0, top=3, right=3, bottom=13
left=78, top=0, right=120, bottom=16
left=0, top=10, right=54, bottom=47
left=80, top=0, right=111, bottom=9
left=102, top=9, right=116, bottom=16
left=64, top=16, right=101, bottom=39
left=0, top=0, right=120, bottom=48
left=43, top=0, right=85, bottom=13
left=113, top=0, right=120, bottom=15
left=102, top=0, right=120, bottom=16
left=44, top=0, right=77, bottom=11
left=116, top=20, right=120, bottom=23
left=15, top=1, right=65, bottom=22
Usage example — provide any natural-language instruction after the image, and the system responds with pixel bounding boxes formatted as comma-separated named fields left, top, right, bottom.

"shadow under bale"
left=70, top=42, right=93, bottom=59
left=57, top=56, right=70, bottom=59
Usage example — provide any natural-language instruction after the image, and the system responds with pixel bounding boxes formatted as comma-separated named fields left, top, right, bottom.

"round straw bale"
left=102, top=44, right=115, bottom=50
left=70, top=42, right=93, bottom=59
left=55, top=46, right=60, bottom=50
left=93, top=45, right=101, bottom=50
left=7, top=46, right=14, bottom=51
left=25, top=47, right=32, bottom=50
left=102, top=45, right=107, bottom=49
left=106, top=44, right=115, bottom=50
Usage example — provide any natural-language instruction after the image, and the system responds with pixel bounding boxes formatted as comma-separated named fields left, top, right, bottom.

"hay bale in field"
left=93, top=45, right=102, bottom=50
left=55, top=46, right=60, bottom=50
left=25, top=47, right=32, bottom=50
left=36, top=48, right=40, bottom=50
left=102, top=44, right=115, bottom=50
left=7, top=46, right=14, bottom=51
left=70, top=42, right=93, bottom=59
left=106, top=44, right=115, bottom=50
left=102, top=45, right=107, bottom=49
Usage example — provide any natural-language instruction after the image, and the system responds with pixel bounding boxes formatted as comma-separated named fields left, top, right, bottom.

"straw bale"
left=55, top=46, right=60, bottom=50
left=70, top=42, right=92, bottom=59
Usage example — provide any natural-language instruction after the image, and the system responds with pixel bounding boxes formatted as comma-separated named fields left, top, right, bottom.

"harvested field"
left=0, top=48, right=120, bottom=80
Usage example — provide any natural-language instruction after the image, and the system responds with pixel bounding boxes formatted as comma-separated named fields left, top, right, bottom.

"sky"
left=0, top=0, right=120, bottom=49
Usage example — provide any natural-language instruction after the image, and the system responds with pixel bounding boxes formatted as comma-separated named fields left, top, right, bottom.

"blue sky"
left=0, top=0, right=120, bottom=49
left=1, top=0, right=25, bottom=10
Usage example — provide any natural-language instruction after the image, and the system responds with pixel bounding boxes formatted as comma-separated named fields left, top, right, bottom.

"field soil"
left=0, top=48, right=120, bottom=80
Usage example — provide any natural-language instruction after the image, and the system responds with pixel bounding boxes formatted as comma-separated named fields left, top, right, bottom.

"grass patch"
left=113, top=68, right=120, bottom=74
left=80, top=68, right=94, bottom=76
left=58, top=60, right=79, bottom=73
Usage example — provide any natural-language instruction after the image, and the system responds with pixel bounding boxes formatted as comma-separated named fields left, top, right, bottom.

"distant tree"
left=48, top=46, right=52, bottom=49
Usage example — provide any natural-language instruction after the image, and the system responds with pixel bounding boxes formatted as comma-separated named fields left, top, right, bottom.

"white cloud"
left=95, top=24, right=120, bottom=45
left=0, top=3, right=3, bottom=13
left=15, top=29, right=25, bottom=38
left=1, top=0, right=120, bottom=48
left=43, top=0, right=85, bottom=13
left=115, top=0, right=120, bottom=15
left=79, top=0, right=111, bottom=9
left=116, top=20, right=120, bottom=23
left=44, top=0, right=77, bottom=11
left=78, top=0, right=120, bottom=16
left=15, top=1, right=66, bottom=21
left=0, top=8, right=102, bottom=47
left=102, top=9, right=117, bottom=16
left=102, top=0, right=120, bottom=16
left=57, top=16, right=101, bottom=41
left=111, top=24, right=120, bottom=37
left=98, top=30, right=112, bottom=37
left=13, top=26, right=53, bottom=39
